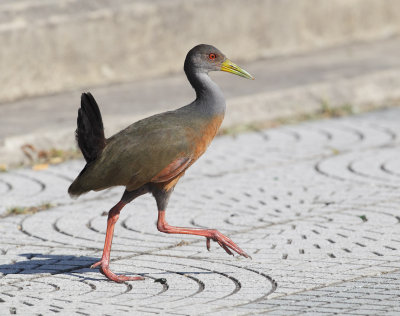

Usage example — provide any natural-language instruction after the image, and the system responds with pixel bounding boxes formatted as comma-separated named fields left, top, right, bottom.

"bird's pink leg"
left=91, top=200, right=144, bottom=283
left=156, top=210, right=250, bottom=258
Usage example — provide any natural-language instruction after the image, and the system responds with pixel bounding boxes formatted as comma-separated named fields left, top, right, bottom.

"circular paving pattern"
left=1, top=109, right=400, bottom=314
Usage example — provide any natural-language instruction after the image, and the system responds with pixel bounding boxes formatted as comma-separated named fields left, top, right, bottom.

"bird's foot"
left=206, top=230, right=251, bottom=259
left=90, top=260, right=144, bottom=283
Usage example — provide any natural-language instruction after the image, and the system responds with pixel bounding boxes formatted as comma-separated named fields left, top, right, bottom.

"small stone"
left=154, top=278, right=167, bottom=285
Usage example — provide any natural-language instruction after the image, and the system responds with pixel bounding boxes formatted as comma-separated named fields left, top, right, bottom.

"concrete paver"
left=1, top=108, right=400, bottom=314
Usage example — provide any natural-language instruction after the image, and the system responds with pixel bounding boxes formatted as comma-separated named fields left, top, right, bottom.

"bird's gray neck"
left=187, top=71, right=226, bottom=116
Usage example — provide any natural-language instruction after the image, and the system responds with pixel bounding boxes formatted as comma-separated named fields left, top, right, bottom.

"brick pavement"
left=1, top=108, right=400, bottom=315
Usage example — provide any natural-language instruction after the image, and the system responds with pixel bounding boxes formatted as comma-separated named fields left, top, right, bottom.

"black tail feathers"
left=76, top=92, right=106, bottom=163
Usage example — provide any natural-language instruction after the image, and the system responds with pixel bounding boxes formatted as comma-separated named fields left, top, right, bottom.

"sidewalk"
left=1, top=107, right=400, bottom=315
left=2, top=37, right=400, bottom=168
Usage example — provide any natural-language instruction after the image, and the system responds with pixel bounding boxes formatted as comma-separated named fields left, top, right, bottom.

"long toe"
left=90, top=260, right=102, bottom=269
left=211, top=231, right=251, bottom=258
left=99, top=266, right=145, bottom=283
left=91, top=260, right=145, bottom=283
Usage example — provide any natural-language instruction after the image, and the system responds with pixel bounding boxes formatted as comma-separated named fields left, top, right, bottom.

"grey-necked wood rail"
left=69, top=44, right=254, bottom=282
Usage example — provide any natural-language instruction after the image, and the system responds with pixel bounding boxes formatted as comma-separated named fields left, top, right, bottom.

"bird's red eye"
left=208, top=53, right=216, bottom=60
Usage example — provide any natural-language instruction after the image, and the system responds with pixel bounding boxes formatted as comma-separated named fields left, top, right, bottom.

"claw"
left=206, top=237, right=211, bottom=251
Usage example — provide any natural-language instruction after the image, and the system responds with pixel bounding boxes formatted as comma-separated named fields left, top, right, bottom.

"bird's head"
left=184, top=44, right=254, bottom=80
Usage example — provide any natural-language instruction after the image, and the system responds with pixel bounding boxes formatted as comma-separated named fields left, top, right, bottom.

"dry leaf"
left=33, top=163, right=49, bottom=171
left=49, top=157, right=63, bottom=164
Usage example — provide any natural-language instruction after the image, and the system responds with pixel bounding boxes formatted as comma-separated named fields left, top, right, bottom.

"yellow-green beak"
left=220, top=59, right=254, bottom=80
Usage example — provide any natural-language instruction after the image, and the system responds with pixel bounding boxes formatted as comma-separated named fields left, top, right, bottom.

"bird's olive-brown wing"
left=81, top=111, right=200, bottom=192
left=151, top=157, right=192, bottom=183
